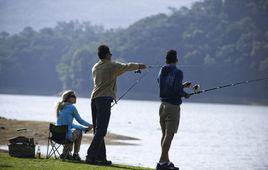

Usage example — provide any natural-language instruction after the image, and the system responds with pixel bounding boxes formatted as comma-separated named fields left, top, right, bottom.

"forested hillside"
left=0, top=0, right=267, bottom=104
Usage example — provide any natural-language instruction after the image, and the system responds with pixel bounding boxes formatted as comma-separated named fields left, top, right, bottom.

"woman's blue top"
left=56, top=103, right=90, bottom=140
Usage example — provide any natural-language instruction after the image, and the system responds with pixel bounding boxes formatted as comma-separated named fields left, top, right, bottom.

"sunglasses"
left=69, top=94, right=76, bottom=98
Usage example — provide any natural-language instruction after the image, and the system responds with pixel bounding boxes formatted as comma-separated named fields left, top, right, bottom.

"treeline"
left=0, top=0, right=268, bottom=104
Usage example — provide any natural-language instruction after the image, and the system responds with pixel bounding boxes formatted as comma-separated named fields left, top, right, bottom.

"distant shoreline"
left=0, top=117, right=139, bottom=146
left=1, top=92, right=267, bottom=106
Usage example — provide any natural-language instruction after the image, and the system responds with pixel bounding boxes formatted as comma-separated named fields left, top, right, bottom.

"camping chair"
left=46, top=123, right=71, bottom=160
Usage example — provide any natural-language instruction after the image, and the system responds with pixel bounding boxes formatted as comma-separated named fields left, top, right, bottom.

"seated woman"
left=56, top=90, right=92, bottom=161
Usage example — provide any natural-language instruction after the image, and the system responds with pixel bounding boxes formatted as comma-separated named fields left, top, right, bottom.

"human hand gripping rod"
left=189, top=77, right=268, bottom=96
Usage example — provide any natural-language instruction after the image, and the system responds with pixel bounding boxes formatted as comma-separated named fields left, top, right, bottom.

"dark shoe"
left=85, top=156, right=96, bottom=165
left=72, top=153, right=81, bottom=161
left=96, top=159, right=112, bottom=166
left=85, top=156, right=112, bottom=166
left=60, top=153, right=73, bottom=160
left=156, top=162, right=179, bottom=170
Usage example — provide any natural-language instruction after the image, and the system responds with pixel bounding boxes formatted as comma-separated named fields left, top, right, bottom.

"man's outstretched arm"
left=114, top=62, right=146, bottom=76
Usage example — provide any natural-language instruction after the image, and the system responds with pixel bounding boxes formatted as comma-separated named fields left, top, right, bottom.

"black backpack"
left=8, top=136, right=35, bottom=158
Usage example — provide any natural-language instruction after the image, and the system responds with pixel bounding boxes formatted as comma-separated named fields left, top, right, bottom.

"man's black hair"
left=166, top=50, right=178, bottom=64
left=98, top=45, right=111, bottom=59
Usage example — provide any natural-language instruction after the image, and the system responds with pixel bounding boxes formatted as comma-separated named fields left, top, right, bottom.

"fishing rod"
left=147, top=64, right=202, bottom=68
left=111, top=64, right=200, bottom=107
left=110, top=63, right=208, bottom=107
left=190, top=77, right=268, bottom=96
left=111, top=69, right=149, bottom=108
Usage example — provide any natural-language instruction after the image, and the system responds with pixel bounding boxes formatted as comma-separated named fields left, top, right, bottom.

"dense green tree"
left=0, top=0, right=267, bottom=104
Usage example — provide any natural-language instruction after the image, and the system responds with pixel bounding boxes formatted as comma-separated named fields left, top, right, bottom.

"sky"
left=0, top=0, right=200, bottom=34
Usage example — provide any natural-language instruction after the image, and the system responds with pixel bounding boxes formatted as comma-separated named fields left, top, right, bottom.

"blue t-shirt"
left=56, top=103, right=91, bottom=140
left=157, top=64, right=186, bottom=105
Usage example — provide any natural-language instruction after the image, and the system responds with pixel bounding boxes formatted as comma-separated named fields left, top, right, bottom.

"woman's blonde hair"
left=56, top=90, right=75, bottom=117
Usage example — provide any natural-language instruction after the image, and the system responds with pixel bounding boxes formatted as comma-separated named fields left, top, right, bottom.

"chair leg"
left=54, top=144, right=62, bottom=159
left=51, top=142, right=58, bottom=159
left=47, top=141, right=55, bottom=159
left=46, top=135, right=68, bottom=160
left=46, top=139, right=50, bottom=159
left=46, top=132, right=51, bottom=159
left=51, top=147, right=57, bottom=158
left=47, top=140, right=59, bottom=159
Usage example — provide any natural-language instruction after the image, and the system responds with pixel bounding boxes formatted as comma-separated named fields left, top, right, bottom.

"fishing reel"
left=134, top=69, right=142, bottom=74
left=193, top=84, right=201, bottom=93
left=183, top=81, right=192, bottom=88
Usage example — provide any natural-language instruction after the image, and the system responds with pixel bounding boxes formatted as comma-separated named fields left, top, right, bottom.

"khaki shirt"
left=90, top=59, right=140, bottom=100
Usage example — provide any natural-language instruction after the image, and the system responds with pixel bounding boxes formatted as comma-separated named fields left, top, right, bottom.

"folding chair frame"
left=46, top=124, right=71, bottom=160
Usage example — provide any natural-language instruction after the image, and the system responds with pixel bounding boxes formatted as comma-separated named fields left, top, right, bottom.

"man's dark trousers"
left=87, top=97, right=112, bottom=161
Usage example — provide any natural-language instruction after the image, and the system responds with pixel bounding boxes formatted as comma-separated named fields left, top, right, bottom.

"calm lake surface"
left=0, top=94, right=268, bottom=170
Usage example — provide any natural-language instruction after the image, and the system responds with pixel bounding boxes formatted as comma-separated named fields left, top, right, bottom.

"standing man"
left=86, top=44, right=146, bottom=165
left=157, top=50, right=191, bottom=170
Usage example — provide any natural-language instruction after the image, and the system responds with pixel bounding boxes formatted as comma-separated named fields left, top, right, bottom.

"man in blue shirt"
left=157, top=50, right=191, bottom=170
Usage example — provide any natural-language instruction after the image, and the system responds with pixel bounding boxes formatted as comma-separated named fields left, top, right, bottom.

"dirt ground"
left=0, top=116, right=139, bottom=145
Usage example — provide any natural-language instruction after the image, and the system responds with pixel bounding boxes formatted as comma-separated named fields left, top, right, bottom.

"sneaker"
left=156, top=162, right=179, bottom=170
left=72, top=153, right=81, bottom=161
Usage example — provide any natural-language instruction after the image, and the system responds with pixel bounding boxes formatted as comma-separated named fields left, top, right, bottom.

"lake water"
left=0, top=94, right=268, bottom=170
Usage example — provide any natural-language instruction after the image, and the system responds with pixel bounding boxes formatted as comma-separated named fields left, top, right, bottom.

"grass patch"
left=0, top=152, right=153, bottom=170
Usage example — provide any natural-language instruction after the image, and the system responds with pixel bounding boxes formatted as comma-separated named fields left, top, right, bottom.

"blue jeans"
left=87, top=97, right=112, bottom=160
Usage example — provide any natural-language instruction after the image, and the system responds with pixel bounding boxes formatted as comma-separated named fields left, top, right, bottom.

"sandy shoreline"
left=0, top=116, right=139, bottom=146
